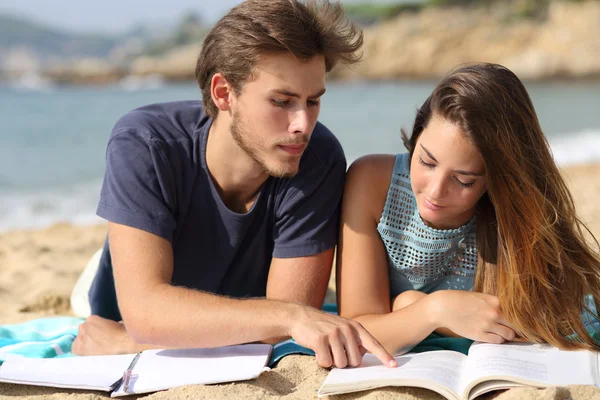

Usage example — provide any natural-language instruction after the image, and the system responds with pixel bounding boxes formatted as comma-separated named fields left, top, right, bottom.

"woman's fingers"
left=480, top=332, right=506, bottom=344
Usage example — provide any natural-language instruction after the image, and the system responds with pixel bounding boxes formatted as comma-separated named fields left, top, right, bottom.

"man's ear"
left=210, top=73, right=233, bottom=112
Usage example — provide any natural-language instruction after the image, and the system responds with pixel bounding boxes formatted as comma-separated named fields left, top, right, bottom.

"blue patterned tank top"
left=377, top=153, right=478, bottom=297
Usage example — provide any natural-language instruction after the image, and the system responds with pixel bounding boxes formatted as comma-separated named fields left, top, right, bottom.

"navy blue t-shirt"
left=89, top=100, right=346, bottom=321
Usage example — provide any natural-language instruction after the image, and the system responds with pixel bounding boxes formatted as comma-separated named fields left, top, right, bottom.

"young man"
left=72, top=0, right=396, bottom=369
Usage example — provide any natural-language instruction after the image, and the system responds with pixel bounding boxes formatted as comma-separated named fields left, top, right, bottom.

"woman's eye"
left=418, top=157, right=435, bottom=169
left=456, top=178, right=475, bottom=188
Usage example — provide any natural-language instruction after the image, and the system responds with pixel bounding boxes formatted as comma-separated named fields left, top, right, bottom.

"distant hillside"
left=343, top=0, right=588, bottom=25
left=0, top=14, right=118, bottom=59
left=335, top=0, right=600, bottom=81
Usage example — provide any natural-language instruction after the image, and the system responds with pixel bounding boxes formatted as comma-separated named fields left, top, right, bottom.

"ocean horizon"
left=1, top=80, right=599, bottom=232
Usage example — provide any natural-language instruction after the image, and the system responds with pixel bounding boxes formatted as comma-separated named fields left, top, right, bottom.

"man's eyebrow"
left=420, top=144, right=484, bottom=176
left=270, top=88, right=326, bottom=99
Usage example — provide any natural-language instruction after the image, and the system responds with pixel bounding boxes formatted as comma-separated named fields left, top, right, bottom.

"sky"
left=0, top=0, right=400, bottom=34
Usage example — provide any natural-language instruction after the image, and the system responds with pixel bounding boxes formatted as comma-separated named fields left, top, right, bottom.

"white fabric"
left=70, top=248, right=103, bottom=318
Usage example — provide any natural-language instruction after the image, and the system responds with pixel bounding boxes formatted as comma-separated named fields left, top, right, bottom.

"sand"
left=1, top=164, right=600, bottom=400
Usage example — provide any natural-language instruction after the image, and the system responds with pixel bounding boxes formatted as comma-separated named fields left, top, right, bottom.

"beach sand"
left=1, top=164, right=600, bottom=400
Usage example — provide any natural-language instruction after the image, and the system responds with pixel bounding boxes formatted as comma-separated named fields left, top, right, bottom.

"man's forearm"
left=121, top=284, right=302, bottom=348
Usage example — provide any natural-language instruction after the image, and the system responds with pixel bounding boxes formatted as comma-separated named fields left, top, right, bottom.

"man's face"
left=230, top=52, right=326, bottom=178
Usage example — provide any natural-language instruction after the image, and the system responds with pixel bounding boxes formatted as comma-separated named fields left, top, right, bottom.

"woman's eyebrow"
left=420, top=144, right=484, bottom=176
left=420, top=144, right=438, bottom=162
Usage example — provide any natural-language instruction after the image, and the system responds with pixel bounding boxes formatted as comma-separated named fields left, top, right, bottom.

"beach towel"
left=0, top=317, right=82, bottom=364
left=0, top=305, right=470, bottom=368
left=0, top=316, right=313, bottom=367
left=2, top=303, right=598, bottom=367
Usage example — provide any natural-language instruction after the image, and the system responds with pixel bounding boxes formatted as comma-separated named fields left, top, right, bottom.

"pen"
left=122, top=352, right=142, bottom=393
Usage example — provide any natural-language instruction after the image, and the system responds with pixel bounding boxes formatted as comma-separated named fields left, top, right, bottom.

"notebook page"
left=0, top=354, right=134, bottom=391
left=111, top=344, right=272, bottom=397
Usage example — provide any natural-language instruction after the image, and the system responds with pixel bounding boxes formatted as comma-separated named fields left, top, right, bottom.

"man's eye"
left=272, top=100, right=290, bottom=108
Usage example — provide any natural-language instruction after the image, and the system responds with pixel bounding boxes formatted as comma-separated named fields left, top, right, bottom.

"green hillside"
left=0, top=14, right=117, bottom=58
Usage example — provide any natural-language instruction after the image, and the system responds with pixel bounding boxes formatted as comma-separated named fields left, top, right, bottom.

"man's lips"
left=278, top=144, right=305, bottom=155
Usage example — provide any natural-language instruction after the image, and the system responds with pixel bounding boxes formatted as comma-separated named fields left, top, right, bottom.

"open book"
left=319, top=342, right=599, bottom=399
left=0, top=344, right=271, bottom=397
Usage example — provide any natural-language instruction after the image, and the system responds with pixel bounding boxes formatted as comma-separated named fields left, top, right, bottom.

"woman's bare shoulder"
left=344, top=154, right=397, bottom=219
left=347, top=154, right=396, bottom=186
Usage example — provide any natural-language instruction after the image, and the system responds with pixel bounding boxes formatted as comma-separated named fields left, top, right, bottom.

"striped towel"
left=1, top=301, right=598, bottom=367
left=0, top=316, right=311, bottom=367
left=0, top=317, right=83, bottom=364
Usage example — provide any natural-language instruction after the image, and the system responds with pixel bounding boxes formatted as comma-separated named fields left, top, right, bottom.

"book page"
left=461, top=342, right=597, bottom=395
left=111, top=344, right=272, bottom=397
left=318, top=350, right=466, bottom=399
left=0, top=353, right=134, bottom=391
left=467, top=379, right=527, bottom=400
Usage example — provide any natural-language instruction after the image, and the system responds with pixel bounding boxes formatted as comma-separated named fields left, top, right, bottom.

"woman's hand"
left=429, top=290, right=516, bottom=344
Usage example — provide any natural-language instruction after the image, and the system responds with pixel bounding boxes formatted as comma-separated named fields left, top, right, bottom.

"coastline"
left=3, top=1, right=599, bottom=86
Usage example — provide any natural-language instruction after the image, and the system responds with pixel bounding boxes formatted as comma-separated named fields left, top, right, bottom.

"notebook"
left=0, top=344, right=272, bottom=397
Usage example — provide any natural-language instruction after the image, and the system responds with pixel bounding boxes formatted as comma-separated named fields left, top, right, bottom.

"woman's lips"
left=424, top=198, right=444, bottom=211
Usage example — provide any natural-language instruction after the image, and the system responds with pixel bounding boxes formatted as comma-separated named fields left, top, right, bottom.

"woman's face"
left=410, top=114, right=488, bottom=230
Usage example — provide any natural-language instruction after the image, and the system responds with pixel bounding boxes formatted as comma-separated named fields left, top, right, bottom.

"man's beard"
left=230, top=110, right=301, bottom=179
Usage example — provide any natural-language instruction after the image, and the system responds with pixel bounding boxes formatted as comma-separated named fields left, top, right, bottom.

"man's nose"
left=289, top=109, right=310, bottom=135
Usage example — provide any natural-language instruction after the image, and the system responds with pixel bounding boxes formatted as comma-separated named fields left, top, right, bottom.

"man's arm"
left=260, top=248, right=334, bottom=343
left=75, top=222, right=395, bottom=369
left=109, top=222, right=293, bottom=348
left=72, top=248, right=334, bottom=354
left=266, top=249, right=333, bottom=308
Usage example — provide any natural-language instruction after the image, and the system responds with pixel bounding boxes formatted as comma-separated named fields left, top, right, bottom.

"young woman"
left=337, top=62, right=600, bottom=355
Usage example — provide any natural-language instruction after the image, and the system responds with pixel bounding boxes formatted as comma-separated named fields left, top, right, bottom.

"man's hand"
left=289, top=307, right=397, bottom=369
left=72, top=315, right=140, bottom=356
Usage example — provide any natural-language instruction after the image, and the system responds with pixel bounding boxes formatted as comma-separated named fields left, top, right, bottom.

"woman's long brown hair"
left=402, top=63, right=600, bottom=350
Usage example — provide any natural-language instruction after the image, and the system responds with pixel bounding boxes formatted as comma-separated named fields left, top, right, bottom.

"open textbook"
left=0, top=344, right=271, bottom=397
left=319, top=342, right=600, bottom=399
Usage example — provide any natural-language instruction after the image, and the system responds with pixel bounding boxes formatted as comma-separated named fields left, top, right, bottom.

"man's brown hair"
left=196, top=0, right=363, bottom=119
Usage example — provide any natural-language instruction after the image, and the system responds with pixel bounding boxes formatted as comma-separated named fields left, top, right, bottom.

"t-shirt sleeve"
left=96, top=129, right=177, bottom=241
left=272, top=155, right=346, bottom=259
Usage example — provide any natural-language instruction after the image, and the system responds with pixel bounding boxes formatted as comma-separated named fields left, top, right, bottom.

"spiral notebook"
left=0, top=344, right=272, bottom=397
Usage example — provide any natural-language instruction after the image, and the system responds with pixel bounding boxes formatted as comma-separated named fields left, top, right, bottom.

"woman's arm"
left=392, top=291, right=461, bottom=338
left=336, top=155, right=438, bottom=354
left=337, top=156, right=516, bottom=355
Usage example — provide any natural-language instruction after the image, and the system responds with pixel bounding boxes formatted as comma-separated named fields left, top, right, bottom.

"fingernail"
left=389, top=360, right=398, bottom=367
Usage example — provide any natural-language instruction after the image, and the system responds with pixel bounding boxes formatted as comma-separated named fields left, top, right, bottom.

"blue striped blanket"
left=1, top=301, right=598, bottom=367
left=0, top=304, right=341, bottom=367
left=0, top=317, right=314, bottom=367
left=0, top=317, right=81, bottom=363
